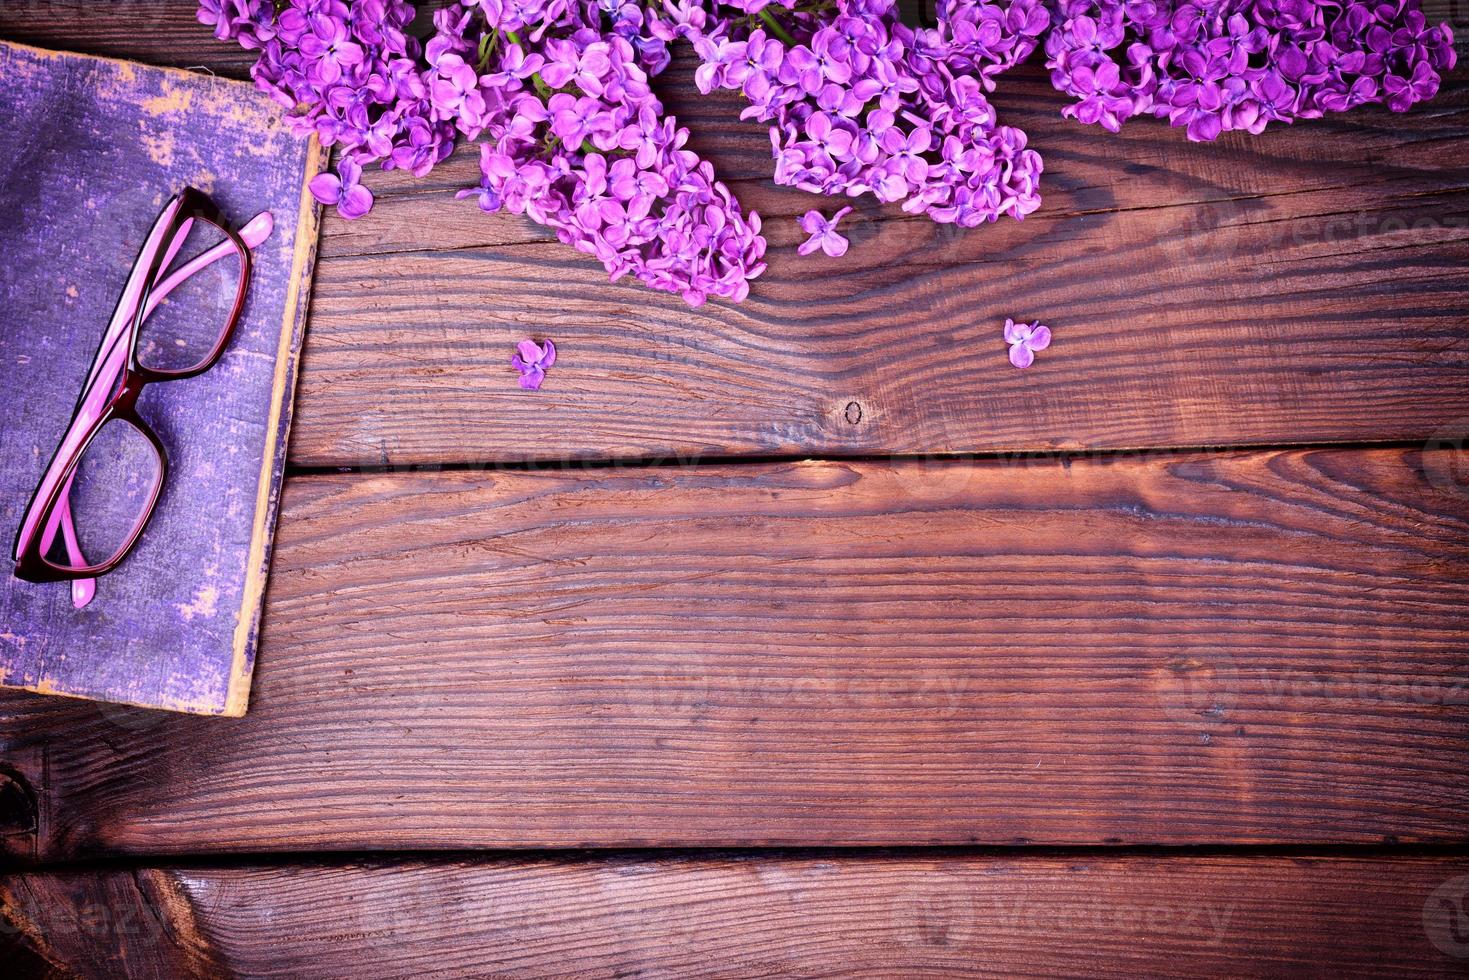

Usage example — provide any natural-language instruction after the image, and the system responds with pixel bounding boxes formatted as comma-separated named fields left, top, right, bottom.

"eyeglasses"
left=12, top=187, right=273, bottom=609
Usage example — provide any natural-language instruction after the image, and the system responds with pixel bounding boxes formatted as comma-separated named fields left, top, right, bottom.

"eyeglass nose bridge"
left=109, top=373, right=148, bottom=414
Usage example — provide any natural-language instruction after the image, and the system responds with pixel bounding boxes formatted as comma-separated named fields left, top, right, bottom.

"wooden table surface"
left=3, top=3, right=1469, bottom=976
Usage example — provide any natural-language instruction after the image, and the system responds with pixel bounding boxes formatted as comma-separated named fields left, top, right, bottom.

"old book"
left=0, top=41, right=326, bottom=715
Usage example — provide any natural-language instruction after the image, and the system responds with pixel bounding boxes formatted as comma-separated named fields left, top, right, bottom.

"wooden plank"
left=0, top=867, right=222, bottom=978
left=286, top=47, right=1469, bottom=464
left=294, top=63, right=1469, bottom=464
left=4, top=5, right=1466, bottom=464
left=7, top=855, right=1469, bottom=976
left=2, top=447, right=1467, bottom=858
left=296, top=155, right=1469, bottom=466
left=289, top=58, right=1469, bottom=467
left=313, top=68, right=1469, bottom=255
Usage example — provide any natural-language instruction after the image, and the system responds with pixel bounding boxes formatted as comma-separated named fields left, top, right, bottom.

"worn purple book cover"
left=0, top=42, right=325, bottom=715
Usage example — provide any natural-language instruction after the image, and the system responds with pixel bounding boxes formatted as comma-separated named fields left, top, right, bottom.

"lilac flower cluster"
left=202, top=0, right=455, bottom=188
left=671, top=0, right=1050, bottom=226
left=199, top=0, right=1458, bottom=310
left=471, top=22, right=767, bottom=304
left=198, top=0, right=276, bottom=50
left=202, top=0, right=765, bottom=306
left=1046, top=0, right=1458, bottom=140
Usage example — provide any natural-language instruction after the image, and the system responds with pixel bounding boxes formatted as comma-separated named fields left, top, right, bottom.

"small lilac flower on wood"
left=1004, top=318, right=1051, bottom=368
left=798, top=206, right=853, bottom=257
left=512, top=338, right=557, bottom=390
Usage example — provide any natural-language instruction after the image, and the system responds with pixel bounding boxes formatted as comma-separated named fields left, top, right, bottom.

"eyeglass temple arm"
left=78, top=212, right=274, bottom=393
left=144, top=212, right=274, bottom=322
left=35, top=484, right=95, bottom=608
left=54, top=211, right=274, bottom=609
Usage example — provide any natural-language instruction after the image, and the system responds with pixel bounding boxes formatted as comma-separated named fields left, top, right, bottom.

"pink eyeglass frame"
left=12, top=187, right=273, bottom=609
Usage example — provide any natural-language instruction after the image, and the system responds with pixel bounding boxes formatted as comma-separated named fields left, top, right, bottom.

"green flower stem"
left=756, top=7, right=798, bottom=46
left=476, top=30, right=500, bottom=72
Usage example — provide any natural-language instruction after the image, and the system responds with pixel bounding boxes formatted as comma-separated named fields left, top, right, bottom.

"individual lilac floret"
left=309, top=158, right=375, bottom=220
left=798, top=206, right=853, bottom=257
left=1004, top=318, right=1051, bottom=368
left=457, top=145, right=505, bottom=213
left=512, top=338, right=557, bottom=390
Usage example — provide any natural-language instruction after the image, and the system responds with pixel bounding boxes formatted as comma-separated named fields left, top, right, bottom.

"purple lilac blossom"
left=668, top=0, right=1049, bottom=227
left=459, top=22, right=767, bottom=306
left=201, top=0, right=1458, bottom=308
left=457, top=143, right=506, bottom=212
left=512, top=338, right=557, bottom=389
left=225, top=0, right=766, bottom=306
left=1045, top=0, right=1457, bottom=139
left=1004, top=318, right=1051, bottom=368
left=197, top=0, right=277, bottom=49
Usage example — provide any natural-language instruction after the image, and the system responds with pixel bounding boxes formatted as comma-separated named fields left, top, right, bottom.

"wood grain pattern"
left=1, top=867, right=223, bottom=978
left=8, top=855, right=1469, bottom=977
left=2, top=11, right=1468, bottom=972
left=291, top=61, right=1469, bottom=465
left=3, top=4, right=1465, bottom=465
left=2, top=447, right=1466, bottom=857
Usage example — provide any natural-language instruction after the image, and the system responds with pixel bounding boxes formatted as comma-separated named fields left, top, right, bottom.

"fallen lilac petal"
left=798, top=209, right=826, bottom=235
left=1009, top=343, right=1036, bottom=369
left=338, top=183, right=375, bottom=220
left=308, top=172, right=342, bottom=206
left=820, top=230, right=849, bottom=257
